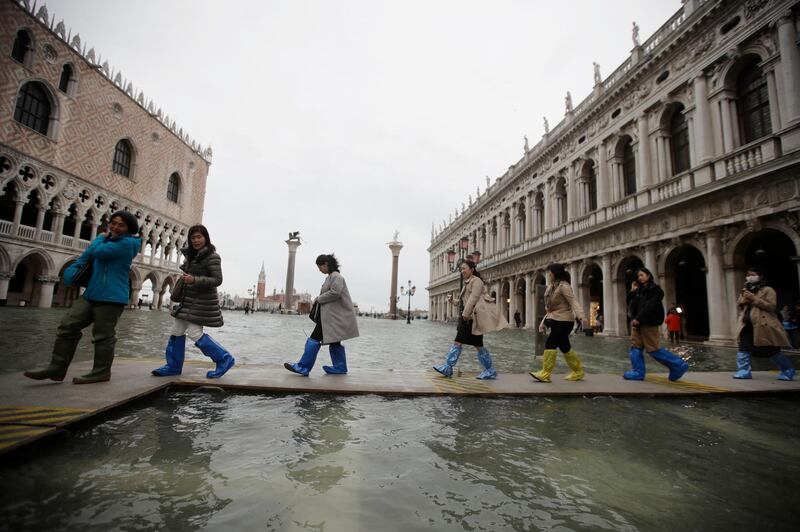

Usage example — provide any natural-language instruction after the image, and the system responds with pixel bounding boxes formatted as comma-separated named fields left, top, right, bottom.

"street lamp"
left=400, top=280, right=416, bottom=324
left=247, top=284, right=256, bottom=312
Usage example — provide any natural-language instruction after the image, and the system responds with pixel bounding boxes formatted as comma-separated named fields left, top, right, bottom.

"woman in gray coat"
left=152, top=225, right=235, bottom=379
left=285, top=254, right=359, bottom=376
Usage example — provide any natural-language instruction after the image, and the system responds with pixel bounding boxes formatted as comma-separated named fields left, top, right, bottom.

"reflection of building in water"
left=428, top=0, right=800, bottom=343
left=0, top=2, right=211, bottom=309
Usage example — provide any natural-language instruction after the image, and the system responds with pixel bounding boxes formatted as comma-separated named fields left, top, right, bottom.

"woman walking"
left=24, top=211, right=141, bottom=384
left=531, top=263, right=586, bottom=382
left=152, top=225, right=234, bottom=379
left=623, top=267, right=688, bottom=381
left=285, top=254, right=359, bottom=376
left=433, top=259, right=505, bottom=379
left=733, top=267, right=795, bottom=380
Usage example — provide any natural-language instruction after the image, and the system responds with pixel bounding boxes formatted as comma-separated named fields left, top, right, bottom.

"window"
left=670, top=106, right=691, bottom=175
left=167, top=173, right=180, bottom=203
left=622, top=139, right=636, bottom=196
left=737, top=61, right=772, bottom=144
left=58, top=64, right=73, bottom=93
left=587, top=164, right=598, bottom=212
left=14, top=82, right=51, bottom=135
left=113, top=139, right=132, bottom=177
left=11, top=30, right=31, bottom=64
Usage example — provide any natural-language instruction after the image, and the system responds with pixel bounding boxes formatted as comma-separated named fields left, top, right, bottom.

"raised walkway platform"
left=1, top=358, right=798, bottom=455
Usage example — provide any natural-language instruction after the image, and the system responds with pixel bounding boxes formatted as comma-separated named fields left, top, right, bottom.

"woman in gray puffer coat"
left=152, top=225, right=235, bottom=379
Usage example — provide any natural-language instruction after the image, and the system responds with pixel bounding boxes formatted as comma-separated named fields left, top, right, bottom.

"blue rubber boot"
left=476, top=347, right=497, bottom=380
left=771, top=353, right=796, bottom=381
left=152, top=335, right=186, bottom=376
left=433, top=344, right=462, bottom=377
left=733, top=351, right=752, bottom=379
left=649, top=348, right=689, bottom=381
left=623, top=347, right=646, bottom=380
left=195, top=334, right=235, bottom=379
left=284, top=338, right=322, bottom=376
left=323, top=343, right=348, bottom=374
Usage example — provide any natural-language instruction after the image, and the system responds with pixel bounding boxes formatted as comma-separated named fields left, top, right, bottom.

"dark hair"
left=547, top=263, right=570, bottom=283
left=635, top=266, right=654, bottom=285
left=109, top=210, right=138, bottom=235
left=461, top=259, right=482, bottom=279
left=745, top=266, right=765, bottom=278
left=186, top=224, right=215, bottom=262
left=316, top=254, right=340, bottom=272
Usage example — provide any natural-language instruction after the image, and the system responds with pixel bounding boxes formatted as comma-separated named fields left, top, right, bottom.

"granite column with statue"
left=285, top=235, right=301, bottom=311
left=388, top=233, right=403, bottom=318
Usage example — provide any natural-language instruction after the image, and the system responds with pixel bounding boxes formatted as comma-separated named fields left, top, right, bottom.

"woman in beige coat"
left=433, top=259, right=507, bottom=379
left=531, top=263, right=587, bottom=382
left=733, top=267, right=795, bottom=380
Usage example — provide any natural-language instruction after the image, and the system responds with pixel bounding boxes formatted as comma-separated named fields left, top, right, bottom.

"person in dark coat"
left=623, top=267, right=689, bottom=382
left=285, top=254, right=359, bottom=376
left=24, top=211, right=141, bottom=384
left=152, top=225, right=234, bottom=379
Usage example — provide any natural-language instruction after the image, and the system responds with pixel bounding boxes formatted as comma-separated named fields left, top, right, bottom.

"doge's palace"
left=428, top=0, right=800, bottom=344
left=0, top=0, right=211, bottom=308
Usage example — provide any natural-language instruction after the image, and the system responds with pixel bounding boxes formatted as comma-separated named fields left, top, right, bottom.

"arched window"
left=113, top=139, right=133, bottom=177
left=11, top=30, right=31, bottom=65
left=14, top=81, right=51, bottom=135
left=622, top=139, right=636, bottom=196
left=58, top=64, right=74, bottom=94
left=167, top=173, right=180, bottom=203
left=669, top=106, right=691, bottom=175
left=737, top=61, right=772, bottom=144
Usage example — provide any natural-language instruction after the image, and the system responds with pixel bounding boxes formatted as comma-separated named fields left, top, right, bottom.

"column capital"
left=776, top=12, right=796, bottom=28
left=36, top=275, right=60, bottom=284
left=0, top=272, right=13, bottom=280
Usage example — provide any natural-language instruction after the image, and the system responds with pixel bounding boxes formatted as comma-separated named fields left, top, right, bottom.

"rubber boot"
left=151, top=335, right=186, bottom=376
left=72, top=340, right=116, bottom=384
left=476, top=347, right=497, bottom=380
left=24, top=333, right=81, bottom=382
left=285, top=338, right=321, bottom=376
left=649, top=347, right=689, bottom=382
left=623, top=347, right=646, bottom=380
left=323, top=343, right=348, bottom=374
left=563, top=349, right=584, bottom=381
left=771, top=353, right=796, bottom=381
left=531, top=349, right=557, bottom=382
left=195, top=334, right=235, bottom=379
left=733, top=351, right=752, bottom=379
left=433, top=344, right=462, bottom=377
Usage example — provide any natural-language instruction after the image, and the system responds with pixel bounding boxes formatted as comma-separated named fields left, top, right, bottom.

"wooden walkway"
left=1, top=358, right=799, bottom=455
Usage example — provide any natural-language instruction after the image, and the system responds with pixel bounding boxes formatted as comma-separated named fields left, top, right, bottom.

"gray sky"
left=47, top=0, right=678, bottom=312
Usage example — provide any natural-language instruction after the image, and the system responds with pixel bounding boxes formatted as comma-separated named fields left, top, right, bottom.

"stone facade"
left=428, top=0, right=800, bottom=344
left=0, top=0, right=211, bottom=308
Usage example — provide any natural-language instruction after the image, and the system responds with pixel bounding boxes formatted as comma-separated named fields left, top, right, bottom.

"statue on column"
left=393, top=229, right=400, bottom=242
left=632, top=21, right=640, bottom=47
left=593, top=62, right=602, bottom=85
left=476, top=185, right=481, bottom=198
left=543, top=116, right=549, bottom=134
left=524, top=135, right=529, bottom=153
left=565, top=91, right=573, bottom=113
left=486, top=175, right=491, bottom=188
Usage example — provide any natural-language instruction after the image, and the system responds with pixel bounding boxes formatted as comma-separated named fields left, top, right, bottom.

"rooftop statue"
left=565, top=91, right=573, bottom=113
left=632, top=21, right=640, bottom=47
left=593, top=62, right=602, bottom=85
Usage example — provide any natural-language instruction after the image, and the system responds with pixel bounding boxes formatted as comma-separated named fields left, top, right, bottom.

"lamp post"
left=400, top=280, right=416, bottom=324
left=247, top=284, right=256, bottom=312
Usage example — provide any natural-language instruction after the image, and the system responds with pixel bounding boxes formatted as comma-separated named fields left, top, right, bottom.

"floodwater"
left=1, top=308, right=798, bottom=531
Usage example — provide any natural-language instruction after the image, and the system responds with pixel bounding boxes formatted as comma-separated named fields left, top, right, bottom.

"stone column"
left=765, top=68, right=782, bottom=132
left=285, top=237, right=302, bottom=311
left=36, top=276, right=57, bottom=308
left=693, top=74, right=714, bottom=163
left=566, top=165, right=576, bottom=221
left=597, top=143, right=609, bottom=208
left=129, top=286, right=141, bottom=308
left=508, top=276, right=518, bottom=326
left=72, top=214, right=82, bottom=247
left=0, top=273, right=11, bottom=305
left=34, top=206, right=46, bottom=240
left=719, top=94, right=736, bottom=152
left=705, top=230, right=730, bottom=342
left=568, top=262, right=582, bottom=312
left=510, top=204, right=518, bottom=245
left=90, top=221, right=100, bottom=241
left=644, top=245, right=657, bottom=276
left=610, top=158, right=621, bottom=201
left=637, top=117, right=651, bottom=188
left=388, top=240, right=403, bottom=317
left=11, top=200, right=25, bottom=235
left=543, top=183, right=552, bottom=231
left=52, top=212, right=66, bottom=242
left=495, top=281, right=503, bottom=317
left=525, top=273, right=534, bottom=328
left=524, top=194, right=532, bottom=241
left=777, top=14, right=800, bottom=125
left=601, top=254, right=618, bottom=336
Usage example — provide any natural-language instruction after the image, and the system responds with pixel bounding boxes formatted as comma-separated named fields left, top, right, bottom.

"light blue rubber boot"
left=152, top=335, right=186, bottom=376
left=733, top=351, right=752, bottom=379
left=433, top=344, right=462, bottom=377
left=285, top=338, right=322, bottom=376
left=649, top=348, right=689, bottom=381
left=195, top=334, right=235, bottom=379
left=476, top=347, right=497, bottom=380
left=623, top=347, right=646, bottom=380
left=323, top=343, right=348, bottom=374
left=771, top=353, right=796, bottom=381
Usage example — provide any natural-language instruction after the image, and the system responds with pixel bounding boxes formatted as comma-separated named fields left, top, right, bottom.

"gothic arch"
left=11, top=248, right=56, bottom=277
left=0, top=244, right=11, bottom=273
left=14, top=78, right=62, bottom=140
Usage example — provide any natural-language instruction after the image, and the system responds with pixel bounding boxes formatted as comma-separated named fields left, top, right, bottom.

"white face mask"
left=746, top=275, right=760, bottom=284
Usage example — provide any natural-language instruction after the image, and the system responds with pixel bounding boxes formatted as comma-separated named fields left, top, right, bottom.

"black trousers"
left=544, top=320, right=574, bottom=352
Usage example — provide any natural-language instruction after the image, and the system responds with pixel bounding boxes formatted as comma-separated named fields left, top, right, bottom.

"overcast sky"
left=47, top=0, right=678, bottom=312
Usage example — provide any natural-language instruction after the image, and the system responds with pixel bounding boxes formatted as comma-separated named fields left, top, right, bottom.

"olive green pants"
left=51, top=297, right=125, bottom=377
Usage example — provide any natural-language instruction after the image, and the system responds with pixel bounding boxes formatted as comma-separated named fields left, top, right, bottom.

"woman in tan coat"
left=531, top=263, right=587, bottom=382
left=733, top=267, right=795, bottom=380
left=433, top=260, right=507, bottom=379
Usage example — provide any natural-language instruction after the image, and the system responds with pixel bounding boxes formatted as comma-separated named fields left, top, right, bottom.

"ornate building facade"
left=0, top=0, right=212, bottom=308
left=428, top=0, right=800, bottom=344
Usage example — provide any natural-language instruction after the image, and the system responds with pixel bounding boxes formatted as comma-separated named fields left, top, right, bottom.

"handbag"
left=171, top=278, right=185, bottom=303
left=309, top=301, right=320, bottom=323
left=73, top=260, right=93, bottom=288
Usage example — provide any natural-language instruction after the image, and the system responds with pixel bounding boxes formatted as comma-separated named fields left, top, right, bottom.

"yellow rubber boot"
left=531, top=349, right=557, bottom=382
left=563, top=349, right=584, bottom=381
